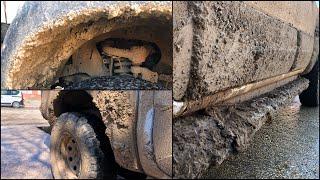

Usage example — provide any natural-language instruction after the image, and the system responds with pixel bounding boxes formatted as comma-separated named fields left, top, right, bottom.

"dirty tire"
left=12, top=101, right=20, bottom=108
left=50, top=112, right=115, bottom=179
left=300, top=59, right=319, bottom=107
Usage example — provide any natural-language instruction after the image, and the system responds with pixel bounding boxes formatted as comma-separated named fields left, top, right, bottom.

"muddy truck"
left=40, top=90, right=172, bottom=179
left=1, top=1, right=172, bottom=90
left=173, top=1, right=319, bottom=178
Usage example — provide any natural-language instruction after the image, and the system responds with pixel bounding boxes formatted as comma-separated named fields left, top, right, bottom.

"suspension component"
left=102, top=54, right=133, bottom=76
left=131, top=66, right=158, bottom=83
left=99, top=39, right=163, bottom=84
left=113, top=56, right=132, bottom=75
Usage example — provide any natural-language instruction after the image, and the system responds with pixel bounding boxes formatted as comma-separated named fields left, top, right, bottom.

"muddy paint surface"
left=1, top=1, right=171, bottom=89
left=92, top=91, right=141, bottom=173
left=173, top=78, right=309, bottom=178
left=173, top=1, right=317, bottom=101
left=40, top=90, right=142, bottom=173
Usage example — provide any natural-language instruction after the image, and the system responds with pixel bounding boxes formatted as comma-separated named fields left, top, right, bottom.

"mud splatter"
left=173, top=78, right=309, bottom=178
left=173, top=1, right=316, bottom=101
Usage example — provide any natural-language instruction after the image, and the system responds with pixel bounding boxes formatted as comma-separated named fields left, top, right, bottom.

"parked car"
left=1, top=90, right=24, bottom=108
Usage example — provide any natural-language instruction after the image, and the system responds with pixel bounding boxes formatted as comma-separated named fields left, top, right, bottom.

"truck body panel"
left=40, top=90, right=172, bottom=178
left=1, top=1, right=172, bottom=89
left=173, top=1, right=318, bottom=101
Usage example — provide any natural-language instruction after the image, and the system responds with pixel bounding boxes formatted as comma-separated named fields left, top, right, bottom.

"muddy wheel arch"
left=1, top=1, right=172, bottom=89
left=40, top=90, right=172, bottom=178
left=41, top=90, right=142, bottom=173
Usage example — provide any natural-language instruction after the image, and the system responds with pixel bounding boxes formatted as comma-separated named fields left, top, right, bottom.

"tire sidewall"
left=12, top=101, right=20, bottom=108
left=50, top=113, right=103, bottom=179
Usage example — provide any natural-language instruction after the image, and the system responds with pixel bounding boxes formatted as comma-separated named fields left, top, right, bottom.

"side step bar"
left=174, top=69, right=304, bottom=117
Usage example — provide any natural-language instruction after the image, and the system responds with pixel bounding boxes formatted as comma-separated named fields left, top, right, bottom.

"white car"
left=1, top=90, right=24, bottom=108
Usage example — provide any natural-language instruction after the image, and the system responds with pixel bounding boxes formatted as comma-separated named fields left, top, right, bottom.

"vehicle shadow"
left=1, top=126, right=53, bottom=179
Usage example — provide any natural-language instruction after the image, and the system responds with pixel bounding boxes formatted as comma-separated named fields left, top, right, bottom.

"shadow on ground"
left=1, top=125, right=53, bottom=179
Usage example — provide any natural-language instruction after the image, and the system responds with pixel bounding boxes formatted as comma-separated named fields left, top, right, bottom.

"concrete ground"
left=1, top=107, right=52, bottom=179
left=205, top=98, right=319, bottom=179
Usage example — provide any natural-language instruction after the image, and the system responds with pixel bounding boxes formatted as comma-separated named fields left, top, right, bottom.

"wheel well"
left=51, top=90, right=147, bottom=178
left=52, top=90, right=118, bottom=173
left=53, top=90, right=101, bottom=119
left=53, top=90, right=117, bottom=176
left=54, top=21, right=172, bottom=88
left=5, top=5, right=172, bottom=89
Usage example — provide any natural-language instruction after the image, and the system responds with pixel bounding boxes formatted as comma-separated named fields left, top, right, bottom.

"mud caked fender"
left=1, top=1, right=172, bottom=89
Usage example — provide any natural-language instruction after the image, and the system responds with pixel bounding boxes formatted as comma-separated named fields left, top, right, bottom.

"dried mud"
left=93, top=91, right=141, bottom=172
left=173, top=1, right=317, bottom=101
left=1, top=1, right=171, bottom=89
left=65, top=75, right=166, bottom=90
left=173, top=78, right=309, bottom=178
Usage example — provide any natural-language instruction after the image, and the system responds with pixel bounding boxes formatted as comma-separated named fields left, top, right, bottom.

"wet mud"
left=173, top=1, right=317, bottom=101
left=173, top=78, right=309, bottom=178
left=1, top=1, right=172, bottom=89
left=205, top=99, right=319, bottom=179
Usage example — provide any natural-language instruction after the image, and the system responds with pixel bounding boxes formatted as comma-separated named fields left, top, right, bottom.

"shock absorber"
left=101, top=52, right=132, bottom=76
left=113, top=56, right=132, bottom=75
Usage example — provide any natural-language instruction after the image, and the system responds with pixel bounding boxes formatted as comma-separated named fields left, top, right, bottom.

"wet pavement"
left=1, top=107, right=53, bottom=179
left=205, top=98, right=319, bottom=179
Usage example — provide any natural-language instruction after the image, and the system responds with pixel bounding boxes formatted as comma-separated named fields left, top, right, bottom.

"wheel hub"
left=60, top=134, right=81, bottom=177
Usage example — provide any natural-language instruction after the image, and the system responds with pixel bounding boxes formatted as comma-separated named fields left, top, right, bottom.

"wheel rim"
left=60, top=133, right=81, bottom=177
left=13, top=102, right=19, bottom=108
